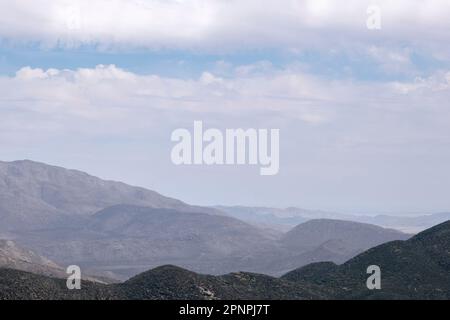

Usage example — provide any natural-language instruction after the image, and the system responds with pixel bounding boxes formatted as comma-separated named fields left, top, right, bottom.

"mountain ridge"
left=217, top=205, right=450, bottom=233
left=0, top=220, right=448, bottom=300
left=0, top=159, right=224, bottom=232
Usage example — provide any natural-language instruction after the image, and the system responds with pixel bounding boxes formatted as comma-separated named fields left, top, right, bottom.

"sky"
left=1, top=0, right=450, bottom=214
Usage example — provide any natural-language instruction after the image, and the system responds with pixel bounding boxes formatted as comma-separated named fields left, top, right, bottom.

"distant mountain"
left=215, top=206, right=338, bottom=232
left=281, top=219, right=410, bottom=254
left=16, top=205, right=278, bottom=280
left=16, top=211, right=408, bottom=280
left=0, top=160, right=221, bottom=232
left=356, top=212, right=450, bottom=233
left=1, top=220, right=449, bottom=300
left=216, top=205, right=450, bottom=233
left=251, top=219, right=410, bottom=276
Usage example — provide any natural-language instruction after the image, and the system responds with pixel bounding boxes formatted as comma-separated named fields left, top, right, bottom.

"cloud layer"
left=2, top=64, right=450, bottom=213
left=1, top=0, right=450, bottom=53
left=2, top=64, right=450, bottom=141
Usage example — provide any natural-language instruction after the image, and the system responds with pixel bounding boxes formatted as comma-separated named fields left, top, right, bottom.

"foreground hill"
left=282, top=220, right=450, bottom=299
left=0, top=268, right=116, bottom=300
left=0, top=265, right=325, bottom=300
left=1, top=221, right=448, bottom=300
left=119, top=265, right=326, bottom=300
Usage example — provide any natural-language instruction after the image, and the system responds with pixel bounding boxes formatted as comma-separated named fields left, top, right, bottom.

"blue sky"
left=1, top=43, right=448, bottom=81
left=1, top=0, right=450, bottom=214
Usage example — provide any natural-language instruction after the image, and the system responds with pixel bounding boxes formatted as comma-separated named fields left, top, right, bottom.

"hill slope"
left=0, top=240, right=65, bottom=278
left=0, top=220, right=448, bottom=300
left=0, top=160, right=218, bottom=232
left=119, top=265, right=326, bottom=300
left=17, top=205, right=278, bottom=280
left=0, top=268, right=117, bottom=300
left=282, top=220, right=450, bottom=299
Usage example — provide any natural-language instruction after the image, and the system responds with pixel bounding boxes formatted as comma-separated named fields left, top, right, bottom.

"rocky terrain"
left=0, top=239, right=65, bottom=278
left=0, top=220, right=448, bottom=300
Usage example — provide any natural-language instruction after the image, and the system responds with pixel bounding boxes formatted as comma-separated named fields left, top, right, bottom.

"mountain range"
left=1, top=160, right=411, bottom=280
left=12, top=205, right=409, bottom=280
left=217, top=205, right=450, bottom=233
left=1, top=220, right=449, bottom=300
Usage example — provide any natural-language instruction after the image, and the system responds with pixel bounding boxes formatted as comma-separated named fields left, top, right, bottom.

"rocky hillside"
left=0, top=240, right=65, bottom=278
left=282, top=220, right=450, bottom=299
left=1, top=220, right=448, bottom=300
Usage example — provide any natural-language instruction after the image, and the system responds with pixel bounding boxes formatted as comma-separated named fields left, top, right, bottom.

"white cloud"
left=1, top=64, right=450, bottom=138
left=0, top=64, right=335, bottom=136
left=2, top=64, right=450, bottom=211
left=0, top=0, right=449, bottom=53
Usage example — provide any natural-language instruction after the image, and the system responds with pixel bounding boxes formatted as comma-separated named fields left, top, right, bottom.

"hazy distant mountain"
left=250, top=219, right=410, bottom=276
left=16, top=205, right=278, bottom=280
left=1, top=220, right=448, bottom=300
left=17, top=212, right=409, bottom=279
left=281, top=219, right=410, bottom=253
left=356, top=212, right=450, bottom=233
left=0, top=160, right=221, bottom=232
left=215, top=206, right=338, bottom=232
left=217, top=205, right=450, bottom=233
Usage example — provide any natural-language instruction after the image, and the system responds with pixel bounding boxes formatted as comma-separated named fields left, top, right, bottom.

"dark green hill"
left=1, top=221, right=449, bottom=300
left=0, top=268, right=118, bottom=300
left=0, top=265, right=324, bottom=300
left=282, top=220, right=450, bottom=299
left=119, top=265, right=326, bottom=300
